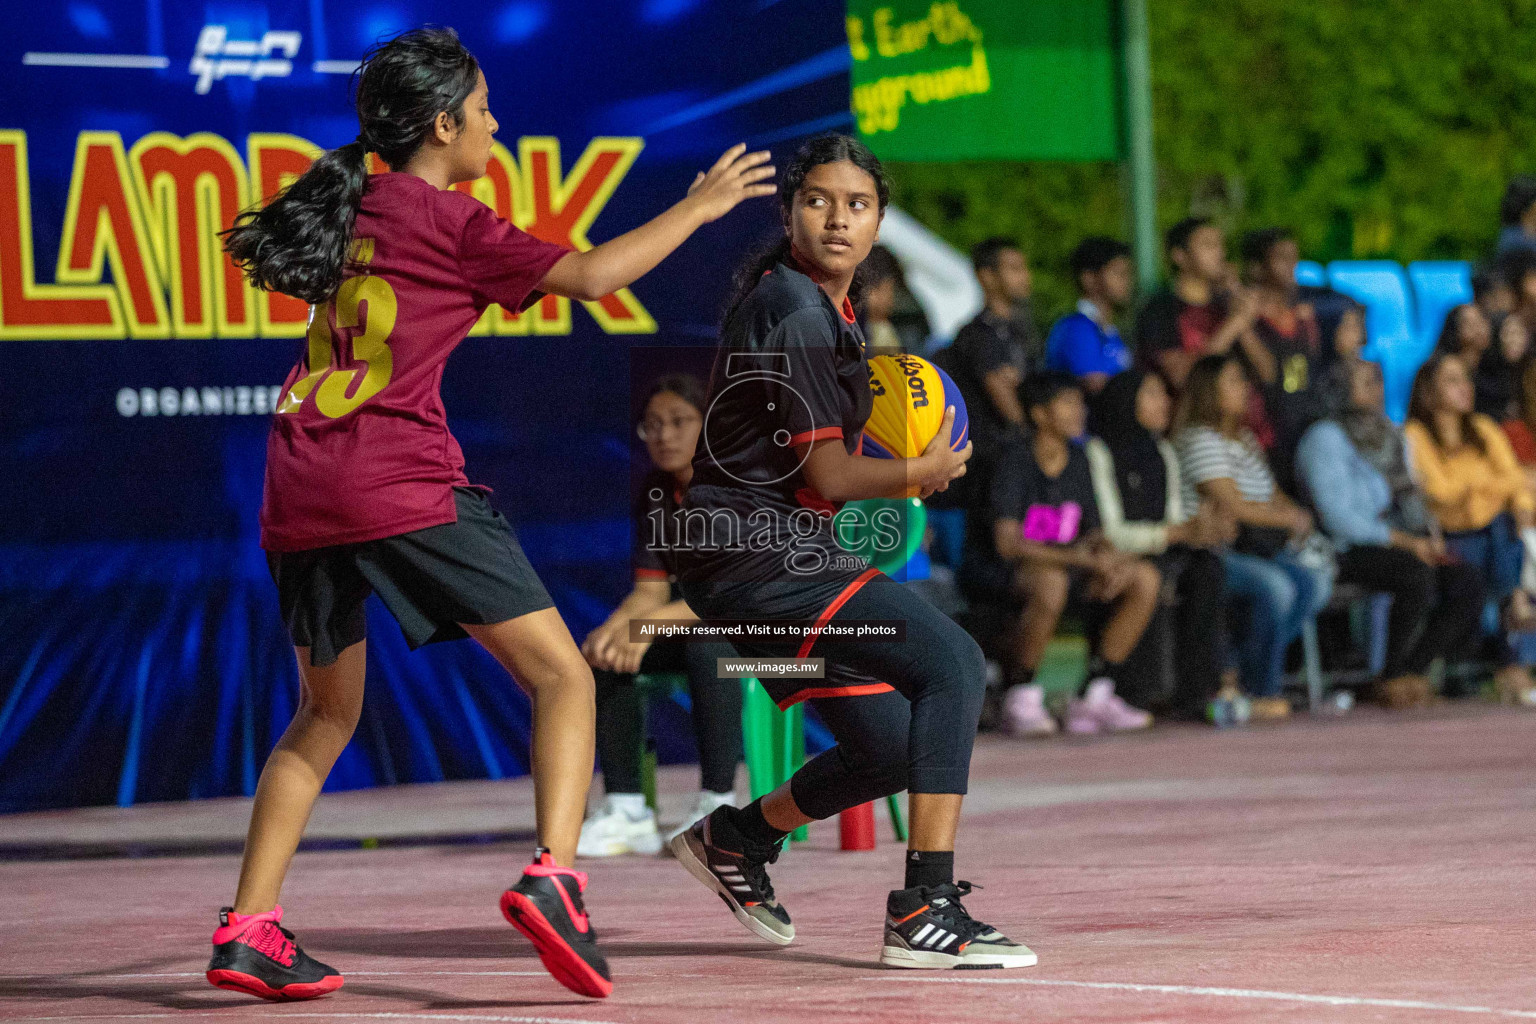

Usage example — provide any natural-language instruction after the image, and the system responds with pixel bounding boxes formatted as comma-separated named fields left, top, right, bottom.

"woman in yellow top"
left=1405, top=352, right=1536, bottom=702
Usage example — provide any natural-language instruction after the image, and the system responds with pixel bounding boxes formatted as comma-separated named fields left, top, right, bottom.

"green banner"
left=847, top=1, right=1123, bottom=162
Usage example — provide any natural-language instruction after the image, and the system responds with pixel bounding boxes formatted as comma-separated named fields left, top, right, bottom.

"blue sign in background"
left=0, top=0, right=851, bottom=811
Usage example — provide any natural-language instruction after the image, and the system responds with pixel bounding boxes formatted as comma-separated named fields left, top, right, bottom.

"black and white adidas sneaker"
left=668, top=806, right=794, bottom=946
left=880, top=881, right=1036, bottom=969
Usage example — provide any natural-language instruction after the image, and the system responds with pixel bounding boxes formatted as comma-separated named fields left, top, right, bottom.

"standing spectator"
left=1045, top=237, right=1135, bottom=394
left=1297, top=360, right=1485, bottom=708
left=939, top=237, right=1039, bottom=505
left=1475, top=312, right=1530, bottom=421
left=1175, top=355, right=1332, bottom=720
left=1135, top=217, right=1266, bottom=389
left=578, top=375, right=743, bottom=856
left=1405, top=353, right=1536, bottom=704
left=1086, top=369, right=1233, bottom=719
left=1241, top=227, right=1327, bottom=488
left=1496, top=175, right=1536, bottom=257
left=858, top=245, right=906, bottom=357
left=964, top=372, right=1160, bottom=736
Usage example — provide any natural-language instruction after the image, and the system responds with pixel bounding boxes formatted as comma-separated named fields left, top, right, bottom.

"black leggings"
left=594, top=639, right=742, bottom=795
left=1335, top=545, right=1485, bottom=677
left=786, top=577, right=987, bottom=821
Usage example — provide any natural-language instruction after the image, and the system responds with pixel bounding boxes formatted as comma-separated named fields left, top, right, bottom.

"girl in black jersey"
left=667, top=134, right=1037, bottom=970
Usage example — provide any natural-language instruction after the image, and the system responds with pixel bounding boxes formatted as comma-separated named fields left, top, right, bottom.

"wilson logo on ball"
left=860, top=354, right=969, bottom=482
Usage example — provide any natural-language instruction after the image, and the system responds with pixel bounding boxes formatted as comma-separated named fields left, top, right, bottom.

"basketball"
left=860, top=354, right=969, bottom=465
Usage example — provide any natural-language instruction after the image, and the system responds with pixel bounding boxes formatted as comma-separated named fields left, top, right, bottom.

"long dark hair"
left=222, top=27, right=481, bottom=303
left=722, top=132, right=890, bottom=326
left=1174, top=353, right=1243, bottom=434
left=1408, top=351, right=1486, bottom=455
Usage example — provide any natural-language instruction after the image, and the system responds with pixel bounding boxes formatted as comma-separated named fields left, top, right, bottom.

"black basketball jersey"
left=677, top=262, right=873, bottom=587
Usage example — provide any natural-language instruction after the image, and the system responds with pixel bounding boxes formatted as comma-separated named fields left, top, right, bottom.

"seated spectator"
left=859, top=244, right=907, bottom=357
left=1297, top=360, right=1485, bottom=708
left=1475, top=311, right=1530, bottom=420
left=1405, top=353, right=1536, bottom=704
left=578, top=375, right=743, bottom=856
left=1086, top=369, right=1234, bottom=720
left=1175, top=355, right=1333, bottom=720
left=1240, top=228, right=1327, bottom=481
left=1136, top=217, right=1267, bottom=389
left=1315, top=299, right=1367, bottom=420
left=1045, top=237, right=1135, bottom=393
left=966, top=372, right=1159, bottom=736
left=938, top=237, right=1039, bottom=507
left=1499, top=356, right=1536, bottom=486
left=1503, top=248, right=1536, bottom=324
left=1496, top=174, right=1536, bottom=257
left=1436, top=302, right=1493, bottom=361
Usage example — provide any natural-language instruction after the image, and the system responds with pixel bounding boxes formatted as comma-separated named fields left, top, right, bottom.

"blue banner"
left=0, top=0, right=851, bottom=811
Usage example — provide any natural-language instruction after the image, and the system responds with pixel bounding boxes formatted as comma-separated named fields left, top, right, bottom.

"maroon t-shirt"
left=260, top=172, right=570, bottom=551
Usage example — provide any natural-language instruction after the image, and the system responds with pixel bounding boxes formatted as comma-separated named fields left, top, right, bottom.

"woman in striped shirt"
left=1174, top=355, right=1332, bottom=719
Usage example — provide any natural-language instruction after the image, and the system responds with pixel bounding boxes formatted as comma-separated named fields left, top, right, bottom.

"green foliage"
left=888, top=0, right=1536, bottom=327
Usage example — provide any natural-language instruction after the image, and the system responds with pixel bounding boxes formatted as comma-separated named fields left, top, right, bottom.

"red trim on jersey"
left=775, top=681, right=895, bottom=710
left=839, top=294, right=857, bottom=325
left=794, top=486, right=838, bottom=516
left=789, top=426, right=843, bottom=445
left=634, top=568, right=670, bottom=580
left=796, top=566, right=882, bottom=659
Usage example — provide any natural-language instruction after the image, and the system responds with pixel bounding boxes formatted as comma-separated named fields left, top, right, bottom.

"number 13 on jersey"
left=276, top=239, right=397, bottom=418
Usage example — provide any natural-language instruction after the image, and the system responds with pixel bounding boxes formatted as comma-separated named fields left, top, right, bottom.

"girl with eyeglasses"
left=576, top=374, right=744, bottom=856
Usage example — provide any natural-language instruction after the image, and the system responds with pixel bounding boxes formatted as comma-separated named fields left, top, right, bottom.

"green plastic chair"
left=634, top=673, right=906, bottom=844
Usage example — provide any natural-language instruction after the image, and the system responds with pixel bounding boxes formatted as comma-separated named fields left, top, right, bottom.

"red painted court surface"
left=4, top=706, right=1536, bottom=1023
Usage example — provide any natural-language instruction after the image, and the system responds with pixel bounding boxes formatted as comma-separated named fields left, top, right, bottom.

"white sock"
left=607, top=792, right=649, bottom=819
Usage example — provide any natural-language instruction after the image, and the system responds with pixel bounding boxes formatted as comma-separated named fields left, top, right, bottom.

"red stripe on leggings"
left=775, top=681, right=895, bottom=711
left=795, top=566, right=881, bottom=660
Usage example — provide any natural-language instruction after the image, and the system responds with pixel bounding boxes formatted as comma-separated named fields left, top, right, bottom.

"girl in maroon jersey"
left=210, top=27, right=773, bottom=1002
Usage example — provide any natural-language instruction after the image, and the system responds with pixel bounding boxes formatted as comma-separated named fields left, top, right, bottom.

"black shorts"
left=680, top=567, right=892, bottom=708
left=267, top=487, right=554, bottom=667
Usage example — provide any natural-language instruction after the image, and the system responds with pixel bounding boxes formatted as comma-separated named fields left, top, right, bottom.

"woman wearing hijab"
left=1086, top=370, right=1233, bottom=720
left=1474, top=311, right=1529, bottom=421
left=1296, top=360, right=1486, bottom=707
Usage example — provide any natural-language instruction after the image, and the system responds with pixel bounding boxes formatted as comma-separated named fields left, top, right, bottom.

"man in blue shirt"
left=1045, top=237, right=1135, bottom=393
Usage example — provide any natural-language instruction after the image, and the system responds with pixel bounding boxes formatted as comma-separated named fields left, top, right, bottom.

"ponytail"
left=223, top=140, right=370, bottom=304
left=723, top=238, right=792, bottom=328
left=222, top=26, right=480, bottom=304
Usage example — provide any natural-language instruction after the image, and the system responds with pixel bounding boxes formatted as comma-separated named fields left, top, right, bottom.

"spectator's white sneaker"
left=577, top=794, right=663, bottom=857
left=1068, top=678, right=1153, bottom=733
left=664, top=789, right=737, bottom=843
left=1002, top=684, right=1058, bottom=737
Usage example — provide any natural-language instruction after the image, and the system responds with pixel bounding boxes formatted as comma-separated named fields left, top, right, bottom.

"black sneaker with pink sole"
left=206, top=905, right=343, bottom=1000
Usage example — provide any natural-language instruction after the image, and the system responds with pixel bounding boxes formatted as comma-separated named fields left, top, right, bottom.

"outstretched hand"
left=686, top=143, right=777, bottom=224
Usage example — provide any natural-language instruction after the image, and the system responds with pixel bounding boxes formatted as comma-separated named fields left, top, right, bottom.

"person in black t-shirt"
left=1239, top=228, right=1329, bottom=484
left=1135, top=217, right=1265, bottom=390
left=963, top=373, right=1159, bottom=737
left=668, top=134, right=1035, bottom=971
left=577, top=375, right=742, bottom=858
left=935, top=237, right=1039, bottom=509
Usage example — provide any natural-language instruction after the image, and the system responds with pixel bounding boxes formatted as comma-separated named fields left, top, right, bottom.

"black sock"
left=727, top=800, right=790, bottom=851
left=1007, top=666, right=1037, bottom=691
left=1084, top=655, right=1123, bottom=693
left=904, top=849, right=955, bottom=891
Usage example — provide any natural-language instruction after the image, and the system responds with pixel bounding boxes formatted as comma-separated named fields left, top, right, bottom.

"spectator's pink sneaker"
left=1002, top=684, right=1057, bottom=737
left=1067, top=678, right=1153, bottom=734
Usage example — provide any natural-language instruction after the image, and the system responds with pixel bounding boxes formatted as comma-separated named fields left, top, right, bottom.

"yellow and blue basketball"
left=861, top=354, right=969, bottom=469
